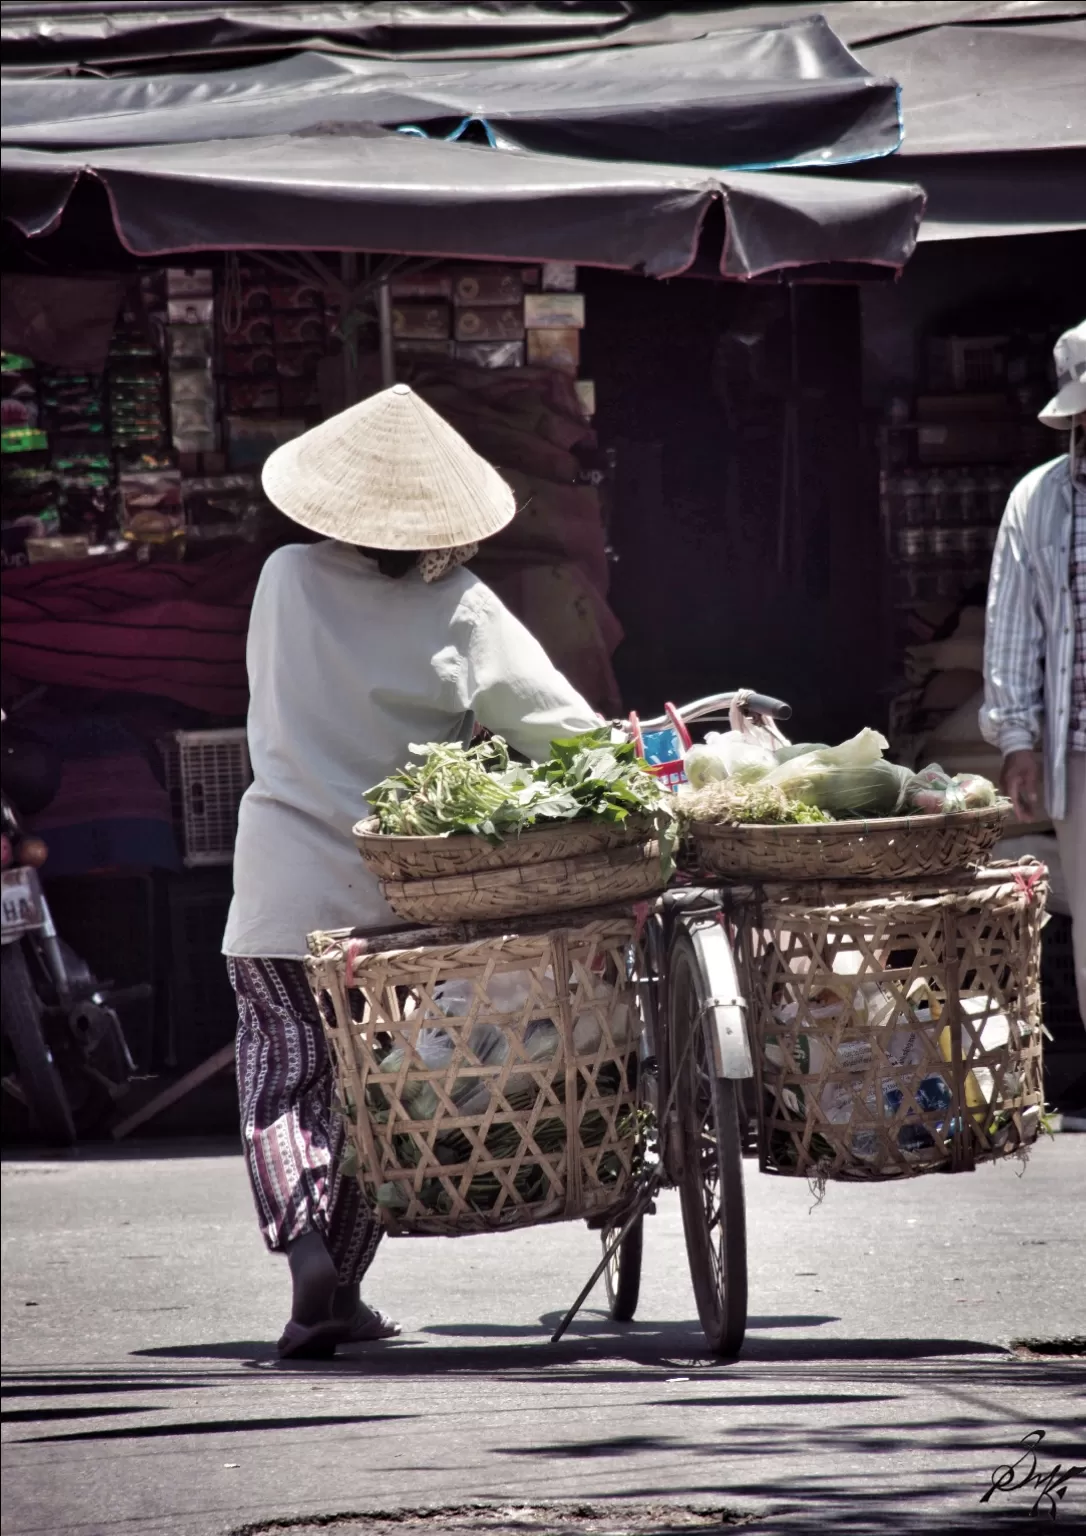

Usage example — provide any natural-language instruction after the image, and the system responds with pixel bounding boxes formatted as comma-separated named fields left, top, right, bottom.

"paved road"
left=2, top=1138, right=1084, bottom=1536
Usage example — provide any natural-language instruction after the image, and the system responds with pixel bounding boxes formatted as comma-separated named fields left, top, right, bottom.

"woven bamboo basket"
left=307, top=912, right=642, bottom=1236
left=379, top=840, right=663, bottom=924
left=688, top=804, right=1007, bottom=884
left=734, top=860, right=1046, bottom=1182
left=354, top=816, right=664, bottom=924
left=354, top=816, right=649, bottom=881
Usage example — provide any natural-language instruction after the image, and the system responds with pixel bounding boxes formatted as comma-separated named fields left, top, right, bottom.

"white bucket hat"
left=1038, top=320, right=1086, bottom=429
left=261, top=383, right=515, bottom=549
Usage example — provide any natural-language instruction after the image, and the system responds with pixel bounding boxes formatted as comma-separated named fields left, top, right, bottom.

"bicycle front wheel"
left=667, top=929, right=747, bottom=1357
left=601, top=1214, right=643, bottom=1322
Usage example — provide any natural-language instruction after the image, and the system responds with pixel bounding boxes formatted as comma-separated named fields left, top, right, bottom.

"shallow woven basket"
left=307, top=914, right=641, bottom=1236
left=355, top=816, right=665, bottom=923
left=354, top=816, right=648, bottom=881
left=732, top=860, right=1047, bottom=1182
left=382, top=841, right=663, bottom=923
left=689, top=804, right=1008, bottom=884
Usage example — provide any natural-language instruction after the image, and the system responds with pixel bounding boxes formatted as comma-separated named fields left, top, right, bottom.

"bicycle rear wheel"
left=667, top=929, right=747, bottom=1357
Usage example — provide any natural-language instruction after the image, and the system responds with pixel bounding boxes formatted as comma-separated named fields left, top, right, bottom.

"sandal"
left=277, top=1318, right=351, bottom=1360
left=345, top=1303, right=402, bottom=1342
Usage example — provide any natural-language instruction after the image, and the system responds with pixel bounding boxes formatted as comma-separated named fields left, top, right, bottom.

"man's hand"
left=1001, top=749, right=1042, bottom=822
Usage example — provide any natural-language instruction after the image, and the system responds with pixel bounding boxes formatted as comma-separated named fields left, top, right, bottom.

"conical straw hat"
left=261, top=383, right=515, bottom=549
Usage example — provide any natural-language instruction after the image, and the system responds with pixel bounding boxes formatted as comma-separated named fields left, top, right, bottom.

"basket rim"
left=353, top=813, right=654, bottom=848
left=687, top=803, right=1009, bottom=840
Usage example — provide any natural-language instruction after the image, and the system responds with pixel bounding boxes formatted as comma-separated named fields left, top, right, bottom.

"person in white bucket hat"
left=983, top=322, right=1086, bottom=1108
left=222, top=385, right=599, bottom=1356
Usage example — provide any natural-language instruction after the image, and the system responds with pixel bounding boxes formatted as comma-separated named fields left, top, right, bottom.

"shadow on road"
left=130, top=1330, right=1011, bottom=1380
left=6, top=1357, right=1082, bottom=1533
left=0, top=1137, right=242, bottom=1164
left=13, top=1409, right=414, bottom=1443
left=419, top=1313, right=841, bottom=1339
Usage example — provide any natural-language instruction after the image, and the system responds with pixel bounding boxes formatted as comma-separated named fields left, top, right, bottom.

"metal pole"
left=340, top=251, right=359, bottom=407
left=377, top=277, right=395, bottom=388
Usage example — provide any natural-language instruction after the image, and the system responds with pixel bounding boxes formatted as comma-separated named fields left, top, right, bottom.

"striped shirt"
left=981, top=454, right=1079, bottom=820
left=1070, top=478, right=1086, bottom=753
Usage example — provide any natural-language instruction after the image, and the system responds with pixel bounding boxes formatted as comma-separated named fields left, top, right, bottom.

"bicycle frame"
left=629, top=685, right=787, bottom=1091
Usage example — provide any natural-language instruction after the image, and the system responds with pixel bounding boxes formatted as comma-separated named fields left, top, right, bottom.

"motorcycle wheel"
left=1, top=943, right=76, bottom=1146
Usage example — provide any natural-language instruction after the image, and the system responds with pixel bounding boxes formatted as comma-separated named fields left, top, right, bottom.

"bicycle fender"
left=688, top=920, right=753, bottom=1079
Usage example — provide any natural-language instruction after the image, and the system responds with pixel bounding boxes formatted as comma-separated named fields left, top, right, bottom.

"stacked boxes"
left=389, top=260, right=594, bottom=415
left=222, top=265, right=319, bottom=473
left=453, top=265, right=525, bottom=365
left=167, top=268, right=217, bottom=461
left=1, top=255, right=599, bottom=570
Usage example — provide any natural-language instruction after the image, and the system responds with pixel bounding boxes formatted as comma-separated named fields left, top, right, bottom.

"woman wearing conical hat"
left=222, top=385, right=599, bottom=1358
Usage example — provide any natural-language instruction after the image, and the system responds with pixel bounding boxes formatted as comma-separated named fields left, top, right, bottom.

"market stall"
left=0, top=0, right=932, bottom=1132
left=6, top=0, right=1079, bottom=1141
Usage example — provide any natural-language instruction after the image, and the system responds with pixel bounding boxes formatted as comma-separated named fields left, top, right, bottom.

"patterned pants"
left=228, top=957, right=382, bottom=1286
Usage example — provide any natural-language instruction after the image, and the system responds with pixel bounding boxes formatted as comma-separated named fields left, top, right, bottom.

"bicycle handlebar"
left=637, top=690, right=792, bottom=733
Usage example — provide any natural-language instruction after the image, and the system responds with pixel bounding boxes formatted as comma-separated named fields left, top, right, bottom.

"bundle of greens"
left=368, top=729, right=677, bottom=872
left=681, top=779, right=830, bottom=827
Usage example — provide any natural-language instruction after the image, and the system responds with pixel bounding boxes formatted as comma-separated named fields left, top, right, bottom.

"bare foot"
left=286, top=1231, right=337, bottom=1327
left=332, top=1282, right=361, bottom=1323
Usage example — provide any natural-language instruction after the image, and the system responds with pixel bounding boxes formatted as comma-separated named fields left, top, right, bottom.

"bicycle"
left=556, top=689, right=792, bottom=1358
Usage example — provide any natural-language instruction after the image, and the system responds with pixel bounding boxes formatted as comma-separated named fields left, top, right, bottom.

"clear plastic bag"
left=766, top=752, right=911, bottom=819
left=684, top=730, right=775, bottom=789
left=902, top=764, right=997, bottom=814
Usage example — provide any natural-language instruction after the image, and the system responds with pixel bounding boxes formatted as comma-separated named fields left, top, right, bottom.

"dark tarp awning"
left=2, top=1, right=1081, bottom=65
left=854, top=18, right=1086, bottom=157
left=0, top=129, right=925, bottom=279
left=0, top=14, right=903, bottom=172
left=850, top=17, right=1086, bottom=239
left=5, top=3, right=1076, bottom=255
left=839, top=148, right=1086, bottom=242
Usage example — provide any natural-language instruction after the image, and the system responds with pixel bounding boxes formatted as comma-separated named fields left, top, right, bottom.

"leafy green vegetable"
left=367, top=729, right=678, bottom=875
left=367, top=736, right=541, bottom=840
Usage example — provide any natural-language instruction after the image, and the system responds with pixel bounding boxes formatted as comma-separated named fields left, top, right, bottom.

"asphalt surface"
left=2, top=1138, right=1084, bottom=1536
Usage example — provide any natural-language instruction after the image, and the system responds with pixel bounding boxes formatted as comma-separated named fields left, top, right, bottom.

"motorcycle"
left=1, top=712, right=144, bottom=1144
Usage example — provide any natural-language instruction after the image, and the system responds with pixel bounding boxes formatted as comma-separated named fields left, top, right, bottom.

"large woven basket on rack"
left=733, top=860, right=1046, bottom=1182
left=307, top=912, right=641, bottom=1236
left=689, top=804, right=1007, bottom=884
left=354, top=816, right=664, bottom=923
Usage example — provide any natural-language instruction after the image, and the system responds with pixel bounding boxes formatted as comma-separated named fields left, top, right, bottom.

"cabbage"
left=684, top=744, right=729, bottom=790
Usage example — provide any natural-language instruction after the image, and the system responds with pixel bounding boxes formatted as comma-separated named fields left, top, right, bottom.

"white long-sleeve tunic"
left=222, top=541, right=599, bottom=959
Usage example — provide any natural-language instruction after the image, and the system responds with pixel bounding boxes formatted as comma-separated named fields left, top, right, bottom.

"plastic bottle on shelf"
left=944, top=468, right=966, bottom=528
left=985, top=468, right=1009, bottom=523
left=901, top=471, right=924, bottom=528
left=925, top=468, right=949, bottom=527
left=880, top=469, right=903, bottom=535
left=957, top=466, right=979, bottom=525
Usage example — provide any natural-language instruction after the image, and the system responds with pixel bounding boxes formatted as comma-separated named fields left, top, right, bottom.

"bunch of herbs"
left=367, top=729, right=677, bottom=874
